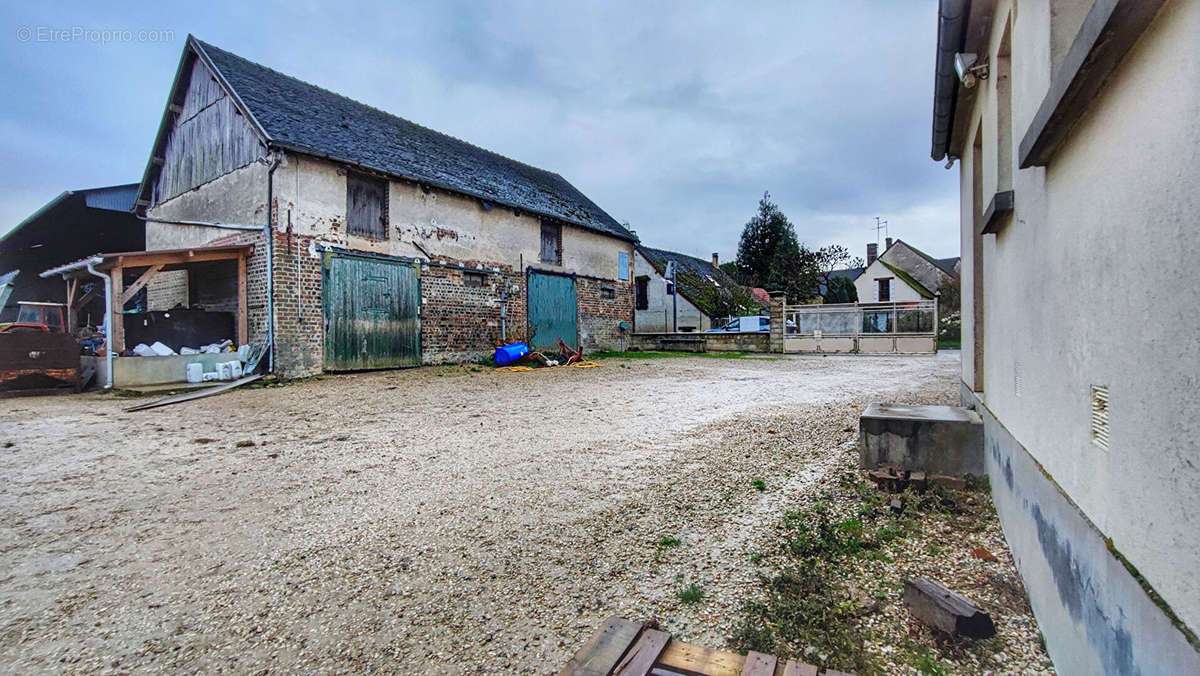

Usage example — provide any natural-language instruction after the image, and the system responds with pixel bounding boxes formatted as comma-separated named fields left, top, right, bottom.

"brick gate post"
left=769, top=291, right=787, bottom=353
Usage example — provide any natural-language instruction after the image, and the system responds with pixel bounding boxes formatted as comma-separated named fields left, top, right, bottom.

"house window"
left=463, top=271, right=485, bottom=288
left=876, top=278, right=891, bottom=302
left=618, top=252, right=629, bottom=280
left=346, top=172, right=388, bottom=239
left=635, top=276, right=649, bottom=310
left=540, top=221, right=562, bottom=264
left=601, top=287, right=615, bottom=300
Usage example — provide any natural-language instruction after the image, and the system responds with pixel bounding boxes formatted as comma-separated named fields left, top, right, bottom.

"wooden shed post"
left=110, top=267, right=124, bottom=354
left=65, top=277, right=77, bottom=332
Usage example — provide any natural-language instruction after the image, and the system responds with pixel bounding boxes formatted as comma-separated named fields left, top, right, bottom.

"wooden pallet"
left=559, top=617, right=853, bottom=676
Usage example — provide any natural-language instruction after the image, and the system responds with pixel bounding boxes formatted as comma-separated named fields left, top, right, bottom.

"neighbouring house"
left=0, top=184, right=142, bottom=322
left=127, top=35, right=635, bottom=377
left=854, top=238, right=959, bottom=303
left=930, top=1, right=1199, bottom=672
left=633, top=248, right=757, bottom=332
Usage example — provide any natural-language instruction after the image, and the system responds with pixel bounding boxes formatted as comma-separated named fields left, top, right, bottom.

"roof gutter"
left=931, top=0, right=971, bottom=161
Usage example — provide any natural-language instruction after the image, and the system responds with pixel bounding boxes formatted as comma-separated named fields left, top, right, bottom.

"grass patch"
left=937, top=340, right=961, bottom=350
left=678, top=583, right=706, bottom=605
left=658, top=535, right=682, bottom=549
left=751, top=478, right=767, bottom=492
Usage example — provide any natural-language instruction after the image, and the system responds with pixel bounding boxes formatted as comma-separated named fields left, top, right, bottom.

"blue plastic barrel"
left=493, top=342, right=530, bottom=366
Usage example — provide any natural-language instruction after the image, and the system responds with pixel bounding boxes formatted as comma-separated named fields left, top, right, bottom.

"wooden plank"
left=613, top=629, right=671, bottom=676
left=903, top=577, right=995, bottom=638
left=655, top=640, right=746, bottom=676
left=65, top=278, right=77, bottom=331
left=236, top=254, right=248, bottom=345
left=780, top=661, right=818, bottom=676
left=72, top=286, right=101, bottom=311
left=121, top=264, right=164, bottom=305
left=740, top=651, right=777, bottom=676
left=559, top=617, right=645, bottom=676
left=110, top=269, right=124, bottom=354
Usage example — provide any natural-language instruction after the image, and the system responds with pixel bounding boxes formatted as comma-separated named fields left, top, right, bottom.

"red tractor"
left=0, top=302, right=80, bottom=395
left=0, top=302, right=67, bottom=333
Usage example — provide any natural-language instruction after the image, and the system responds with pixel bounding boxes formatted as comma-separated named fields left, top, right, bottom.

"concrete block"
left=859, top=403, right=984, bottom=476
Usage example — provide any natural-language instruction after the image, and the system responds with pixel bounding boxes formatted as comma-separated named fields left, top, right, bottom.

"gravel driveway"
left=0, top=352, right=959, bottom=673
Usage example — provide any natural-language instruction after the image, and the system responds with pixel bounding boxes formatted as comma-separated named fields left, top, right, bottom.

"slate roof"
left=191, top=38, right=633, bottom=241
left=879, top=260, right=936, bottom=299
left=935, top=257, right=960, bottom=276
left=636, top=246, right=761, bottom=317
left=887, top=239, right=959, bottom=280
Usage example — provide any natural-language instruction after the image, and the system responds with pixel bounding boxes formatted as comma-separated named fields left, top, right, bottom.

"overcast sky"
left=0, top=1, right=959, bottom=262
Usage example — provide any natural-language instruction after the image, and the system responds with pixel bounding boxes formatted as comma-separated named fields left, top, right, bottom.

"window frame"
left=635, top=276, right=649, bottom=310
left=345, top=171, right=389, bottom=239
left=539, top=221, right=562, bottom=265
left=876, top=277, right=892, bottom=302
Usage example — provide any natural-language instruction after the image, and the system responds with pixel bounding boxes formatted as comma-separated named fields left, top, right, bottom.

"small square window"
left=601, top=287, right=615, bottom=300
left=463, top=272, right=485, bottom=288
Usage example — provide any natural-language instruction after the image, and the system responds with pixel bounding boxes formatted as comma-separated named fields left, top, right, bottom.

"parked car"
left=706, top=315, right=798, bottom=334
left=707, top=316, right=770, bottom=333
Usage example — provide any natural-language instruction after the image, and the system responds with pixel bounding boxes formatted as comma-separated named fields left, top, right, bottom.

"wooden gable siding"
left=153, top=57, right=265, bottom=205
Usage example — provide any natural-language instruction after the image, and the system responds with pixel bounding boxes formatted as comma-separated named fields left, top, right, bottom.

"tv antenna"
left=873, top=217, right=889, bottom=245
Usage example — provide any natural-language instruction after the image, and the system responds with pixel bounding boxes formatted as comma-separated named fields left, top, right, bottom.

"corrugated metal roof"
left=80, top=183, right=139, bottom=212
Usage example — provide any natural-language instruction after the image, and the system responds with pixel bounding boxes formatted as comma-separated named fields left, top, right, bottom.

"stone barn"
left=134, top=35, right=636, bottom=377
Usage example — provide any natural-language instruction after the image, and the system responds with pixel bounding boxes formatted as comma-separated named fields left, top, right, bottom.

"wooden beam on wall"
left=120, top=264, right=164, bottom=305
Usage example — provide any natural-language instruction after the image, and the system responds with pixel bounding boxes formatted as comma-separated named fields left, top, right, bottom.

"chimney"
left=867, top=243, right=878, bottom=266
left=885, top=237, right=893, bottom=250
left=711, top=252, right=719, bottom=267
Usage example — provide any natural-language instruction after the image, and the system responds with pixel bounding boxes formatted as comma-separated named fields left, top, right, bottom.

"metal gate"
left=323, top=252, right=420, bottom=370
left=527, top=270, right=578, bottom=351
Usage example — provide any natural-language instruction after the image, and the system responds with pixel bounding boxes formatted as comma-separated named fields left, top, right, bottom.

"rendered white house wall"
left=938, top=0, right=1200, bottom=672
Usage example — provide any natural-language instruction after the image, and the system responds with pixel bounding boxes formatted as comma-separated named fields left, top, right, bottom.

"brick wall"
left=419, top=261, right=525, bottom=365
left=271, top=231, right=324, bottom=378
left=147, top=270, right=188, bottom=310
left=577, top=276, right=633, bottom=352
left=214, top=231, right=633, bottom=376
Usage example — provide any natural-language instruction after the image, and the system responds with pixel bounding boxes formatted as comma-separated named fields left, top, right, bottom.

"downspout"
left=84, top=259, right=113, bottom=389
left=265, top=151, right=282, bottom=373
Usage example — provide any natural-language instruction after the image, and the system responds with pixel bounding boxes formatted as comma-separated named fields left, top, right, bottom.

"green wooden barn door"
left=527, top=271, right=578, bottom=351
left=323, top=253, right=420, bottom=370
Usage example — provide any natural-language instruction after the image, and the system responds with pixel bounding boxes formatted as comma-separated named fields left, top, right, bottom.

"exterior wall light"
left=955, top=53, right=989, bottom=88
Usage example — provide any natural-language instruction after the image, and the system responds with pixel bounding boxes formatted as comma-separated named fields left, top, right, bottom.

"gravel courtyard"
left=0, top=352, right=962, bottom=673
